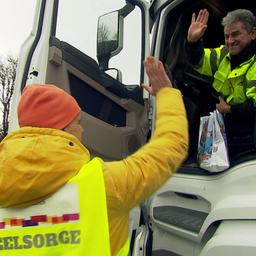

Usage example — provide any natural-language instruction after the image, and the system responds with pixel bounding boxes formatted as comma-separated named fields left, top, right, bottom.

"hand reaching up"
left=187, top=9, right=209, bottom=43
left=143, top=56, right=173, bottom=96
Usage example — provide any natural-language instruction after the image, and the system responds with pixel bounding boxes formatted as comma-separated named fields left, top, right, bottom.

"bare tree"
left=0, top=56, right=17, bottom=140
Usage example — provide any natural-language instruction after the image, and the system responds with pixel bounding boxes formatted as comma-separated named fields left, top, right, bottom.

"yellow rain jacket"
left=0, top=87, right=188, bottom=255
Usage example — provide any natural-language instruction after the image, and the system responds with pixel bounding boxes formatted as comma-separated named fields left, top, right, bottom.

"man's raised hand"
left=143, top=56, right=173, bottom=96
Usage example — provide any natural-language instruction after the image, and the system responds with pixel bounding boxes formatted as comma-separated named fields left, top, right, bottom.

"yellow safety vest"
left=117, top=239, right=130, bottom=256
left=0, top=157, right=111, bottom=256
left=194, top=45, right=256, bottom=104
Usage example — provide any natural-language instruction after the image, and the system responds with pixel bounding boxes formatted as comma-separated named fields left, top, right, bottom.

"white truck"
left=10, top=0, right=256, bottom=255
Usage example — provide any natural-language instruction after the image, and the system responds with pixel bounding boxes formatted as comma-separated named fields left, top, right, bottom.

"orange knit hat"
left=18, top=84, right=81, bottom=129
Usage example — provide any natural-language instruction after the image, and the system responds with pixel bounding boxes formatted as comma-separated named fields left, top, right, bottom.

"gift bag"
left=197, top=110, right=229, bottom=172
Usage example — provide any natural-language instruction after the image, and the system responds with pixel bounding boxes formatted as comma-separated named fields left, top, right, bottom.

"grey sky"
left=0, top=0, right=36, bottom=57
left=0, top=1, right=131, bottom=58
left=0, top=0, right=146, bottom=84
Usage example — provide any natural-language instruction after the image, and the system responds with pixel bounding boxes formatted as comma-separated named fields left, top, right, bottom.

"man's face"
left=224, top=21, right=256, bottom=56
left=64, top=112, right=84, bottom=141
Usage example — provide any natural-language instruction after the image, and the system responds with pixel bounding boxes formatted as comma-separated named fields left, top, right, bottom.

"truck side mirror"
left=97, top=11, right=123, bottom=70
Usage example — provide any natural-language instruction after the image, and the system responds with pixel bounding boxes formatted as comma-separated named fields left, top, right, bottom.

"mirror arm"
left=119, top=2, right=135, bottom=18
left=98, top=53, right=110, bottom=70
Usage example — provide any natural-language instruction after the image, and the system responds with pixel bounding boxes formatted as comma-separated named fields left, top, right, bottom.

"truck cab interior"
left=136, top=3, right=256, bottom=255
left=158, top=0, right=256, bottom=170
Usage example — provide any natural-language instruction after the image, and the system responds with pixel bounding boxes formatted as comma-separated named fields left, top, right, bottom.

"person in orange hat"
left=0, top=56, right=188, bottom=256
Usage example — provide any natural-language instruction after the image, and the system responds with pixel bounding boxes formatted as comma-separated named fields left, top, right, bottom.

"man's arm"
left=104, top=57, right=188, bottom=210
left=184, top=39, right=205, bottom=66
left=216, top=96, right=256, bottom=117
left=185, top=9, right=209, bottom=66
left=231, top=100, right=256, bottom=117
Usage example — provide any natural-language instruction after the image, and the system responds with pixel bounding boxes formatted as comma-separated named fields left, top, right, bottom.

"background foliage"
left=0, top=56, right=17, bottom=140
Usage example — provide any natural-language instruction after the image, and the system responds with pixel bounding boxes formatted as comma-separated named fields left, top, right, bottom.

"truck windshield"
left=55, top=0, right=142, bottom=85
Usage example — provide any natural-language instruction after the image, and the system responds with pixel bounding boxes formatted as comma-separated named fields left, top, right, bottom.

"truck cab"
left=10, top=0, right=256, bottom=255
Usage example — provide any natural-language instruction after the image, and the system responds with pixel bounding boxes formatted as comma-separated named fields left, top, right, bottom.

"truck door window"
left=55, top=0, right=142, bottom=85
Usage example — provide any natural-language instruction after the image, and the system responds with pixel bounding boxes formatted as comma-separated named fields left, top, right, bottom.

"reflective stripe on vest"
left=194, top=45, right=227, bottom=76
left=0, top=157, right=111, bottom=256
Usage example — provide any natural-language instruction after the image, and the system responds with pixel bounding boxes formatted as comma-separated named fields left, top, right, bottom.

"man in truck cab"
left=185, top=8, right=256, bottom=159
left=0, top=56, right=188, bottom=255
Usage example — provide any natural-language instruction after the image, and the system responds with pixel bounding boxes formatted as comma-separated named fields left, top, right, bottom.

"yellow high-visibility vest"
left=194, top=45, right=256, bottom=104
left=116, top=239, right=130, bottom=256
left=0, top=157, right=111, bottom=256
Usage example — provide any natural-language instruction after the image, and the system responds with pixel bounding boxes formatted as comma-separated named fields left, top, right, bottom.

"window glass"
left=56, top=0, right=142, bottom=85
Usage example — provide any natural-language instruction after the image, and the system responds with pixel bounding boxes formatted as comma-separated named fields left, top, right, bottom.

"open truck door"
left=10, top=0, right=150, bottom=162
left=133, top=0, right=256, bottom=255
left=10, top=2, right=150, bottom=254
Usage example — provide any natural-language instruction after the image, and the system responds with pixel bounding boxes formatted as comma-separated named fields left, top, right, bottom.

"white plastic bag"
left=197, top=110, right=229, bottom=172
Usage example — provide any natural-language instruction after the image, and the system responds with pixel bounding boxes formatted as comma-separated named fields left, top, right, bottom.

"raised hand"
left=187, top=9, right=209, bottom=43
left=143, top=56, right=173, bottom=96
